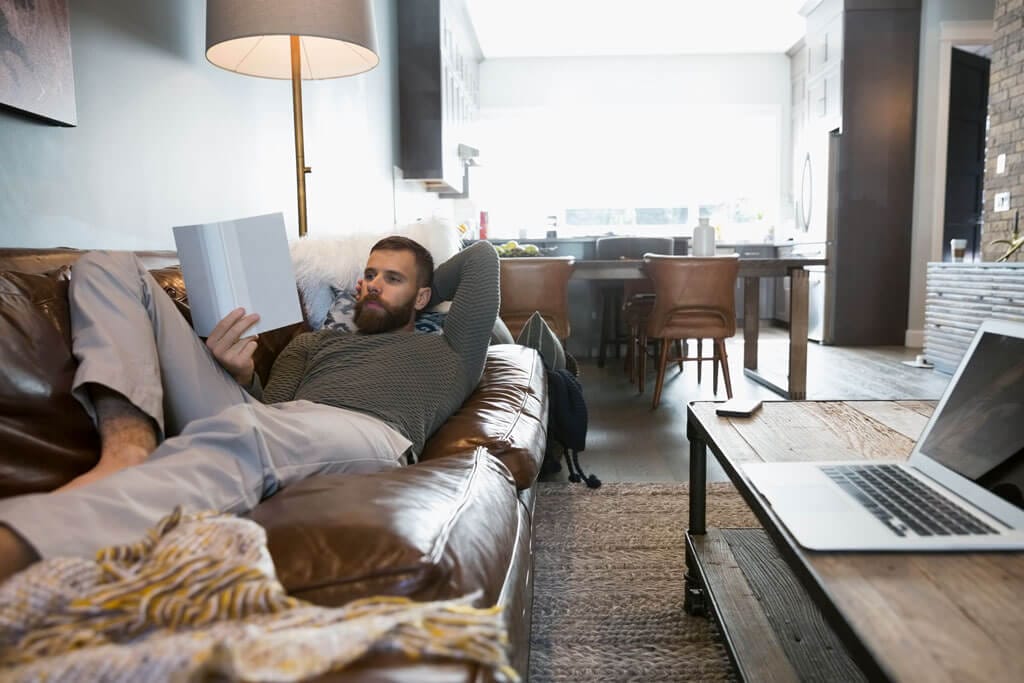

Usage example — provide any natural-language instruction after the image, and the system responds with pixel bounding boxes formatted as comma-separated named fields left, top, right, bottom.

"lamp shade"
left=206, top=0, right=379, bottom=80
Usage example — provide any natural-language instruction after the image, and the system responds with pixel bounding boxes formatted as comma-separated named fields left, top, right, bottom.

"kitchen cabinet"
left=397, top=0, right=480, bottom=194
left=807, top=10, right=844, bottom=80
left=717, top=245, right=776, bottom=321
left=790, top=0, right=842, bottom=243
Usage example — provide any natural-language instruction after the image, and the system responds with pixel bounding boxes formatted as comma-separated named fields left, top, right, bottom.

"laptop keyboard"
left=820, top=464, right=998, bottom=537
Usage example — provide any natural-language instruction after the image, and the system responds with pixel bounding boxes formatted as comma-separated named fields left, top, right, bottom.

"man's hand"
left=206, top=308, right=260, bottom=387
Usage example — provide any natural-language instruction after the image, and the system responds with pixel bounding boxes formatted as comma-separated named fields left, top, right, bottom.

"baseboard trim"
left=905, top=329, right=925, bottom=348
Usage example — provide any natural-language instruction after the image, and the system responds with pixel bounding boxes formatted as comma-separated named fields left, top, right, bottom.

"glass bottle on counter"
left=693, top=217, right=715, bottom=256
left=545, top=215, right=558, bottom=239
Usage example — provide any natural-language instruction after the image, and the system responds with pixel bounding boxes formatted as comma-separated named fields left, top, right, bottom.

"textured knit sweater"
left=259, top=241, right=499, bottom=457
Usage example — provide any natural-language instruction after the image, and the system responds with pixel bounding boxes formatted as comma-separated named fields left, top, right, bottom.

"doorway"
left=942, top=47, right=991, bottom=262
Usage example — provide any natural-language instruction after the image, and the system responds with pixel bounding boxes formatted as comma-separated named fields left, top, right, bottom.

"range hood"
left=439, top=144, right=481, bottom=199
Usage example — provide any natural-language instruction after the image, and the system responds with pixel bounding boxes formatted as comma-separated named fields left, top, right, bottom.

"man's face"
left=354, top=249, right=430, bottom=334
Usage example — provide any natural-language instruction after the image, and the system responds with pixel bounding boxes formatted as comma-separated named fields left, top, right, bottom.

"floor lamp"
left=205, top=0, right=380, bottom=237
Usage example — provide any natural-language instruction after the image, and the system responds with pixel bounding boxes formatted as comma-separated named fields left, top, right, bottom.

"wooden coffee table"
left=685, top=400, right=1024, bottom=682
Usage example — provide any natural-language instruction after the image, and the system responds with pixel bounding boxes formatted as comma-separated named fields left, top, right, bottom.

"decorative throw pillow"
left=515, top=311, right=566, bottom=372
left=322, top=286, right=359, bottom=332
left=414, top=311, right=447, bottom=335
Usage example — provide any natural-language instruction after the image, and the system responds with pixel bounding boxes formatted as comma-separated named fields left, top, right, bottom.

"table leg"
left=597, top=283, right=610, bottom=368
left=685, top=435, right=708, bottom=616
left=688, top=436, right=707, bottom=534
left=788, top=268, right=810, bottom=400
left=743, top=277, right=759, bottom=371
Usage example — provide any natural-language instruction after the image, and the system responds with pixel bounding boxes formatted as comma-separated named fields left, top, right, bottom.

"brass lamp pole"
left=205, top=0, right=380, bottom=238
left=290, top=35, right=310, bottom=237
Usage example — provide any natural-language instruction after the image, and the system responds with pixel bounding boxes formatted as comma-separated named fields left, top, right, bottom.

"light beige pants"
left=0, top=251, right=410, bottom=559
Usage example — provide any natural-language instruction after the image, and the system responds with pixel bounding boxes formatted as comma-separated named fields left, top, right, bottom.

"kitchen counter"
left=472, top=237, right=791, bottom=259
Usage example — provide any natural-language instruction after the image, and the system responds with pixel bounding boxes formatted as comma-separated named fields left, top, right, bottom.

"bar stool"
left=640, top=254, right=739, bottom=408
left=499, top=256, right=576, bottom=341
left=594, top=237, right=673, bottom=367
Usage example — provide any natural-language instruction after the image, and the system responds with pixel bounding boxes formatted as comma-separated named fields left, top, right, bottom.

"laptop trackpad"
left=757, top=482, right=891, bottom=551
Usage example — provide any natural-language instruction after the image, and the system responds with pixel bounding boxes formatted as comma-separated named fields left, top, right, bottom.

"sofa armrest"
left=250, top=448, right=520, bottom=608
left=419, top=344, right=547, bottom=490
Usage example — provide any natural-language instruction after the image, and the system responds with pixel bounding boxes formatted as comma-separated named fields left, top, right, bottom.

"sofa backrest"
left=0, top=248, right=546, bottom=496
left=0, top=248, right=179, bottom=274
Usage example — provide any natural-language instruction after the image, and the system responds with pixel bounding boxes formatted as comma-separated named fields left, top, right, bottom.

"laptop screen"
left=917, top=330, right=1024, bottom=510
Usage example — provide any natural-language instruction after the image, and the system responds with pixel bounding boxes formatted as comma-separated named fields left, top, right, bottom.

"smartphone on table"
left=714, top=398, right=763, bottom=417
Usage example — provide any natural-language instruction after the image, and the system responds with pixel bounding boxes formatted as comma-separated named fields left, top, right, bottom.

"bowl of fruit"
left=494, top=241, right=558, bottom=258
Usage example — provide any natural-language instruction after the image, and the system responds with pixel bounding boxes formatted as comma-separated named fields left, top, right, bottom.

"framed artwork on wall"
left=0, top=0, right=76, bottom=126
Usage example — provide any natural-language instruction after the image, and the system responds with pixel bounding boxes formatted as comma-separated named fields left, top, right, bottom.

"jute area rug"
left=529, top=482, right=759, bottom=682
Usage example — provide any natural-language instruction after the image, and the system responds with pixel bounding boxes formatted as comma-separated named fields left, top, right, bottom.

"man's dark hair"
left=370, top=236, right=434, bottom=289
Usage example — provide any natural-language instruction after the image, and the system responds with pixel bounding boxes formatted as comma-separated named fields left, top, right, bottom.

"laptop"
left=742, top=319, right=1024, bottom=551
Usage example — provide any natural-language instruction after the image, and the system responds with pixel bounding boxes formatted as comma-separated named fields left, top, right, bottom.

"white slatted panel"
left=925, top=263, right=1024, bottom=373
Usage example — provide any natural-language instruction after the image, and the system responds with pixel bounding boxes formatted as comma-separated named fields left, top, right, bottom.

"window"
left=565, top=208, right=629, bottom=226
left=636, top=208, right=689, bottom=225
left=471, top=104, right=781, bottom=241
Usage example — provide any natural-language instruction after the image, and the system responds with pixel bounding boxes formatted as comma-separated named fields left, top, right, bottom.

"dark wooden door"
left=943, top=48, right=990, bottom=262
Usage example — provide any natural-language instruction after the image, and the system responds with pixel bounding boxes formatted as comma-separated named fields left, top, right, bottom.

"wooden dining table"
left=572, top=257, right=827, bottom=400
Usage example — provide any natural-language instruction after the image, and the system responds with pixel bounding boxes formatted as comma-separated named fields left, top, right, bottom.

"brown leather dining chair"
left=638, top=254, right=739, bottom=408
left=499, top=256, right=576, bottom=341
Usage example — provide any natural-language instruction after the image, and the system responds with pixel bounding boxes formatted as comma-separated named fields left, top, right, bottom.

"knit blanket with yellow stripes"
left=0, top=508, right=517, bottom=682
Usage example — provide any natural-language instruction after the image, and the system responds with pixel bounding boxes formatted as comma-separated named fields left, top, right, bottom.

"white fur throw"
left=290, top=218, right=463, bottom=330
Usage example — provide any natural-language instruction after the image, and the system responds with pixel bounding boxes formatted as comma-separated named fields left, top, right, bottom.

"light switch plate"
left=995, top=191, right=1011, bottom=212
left=997, top=153, right=1007, bottom=174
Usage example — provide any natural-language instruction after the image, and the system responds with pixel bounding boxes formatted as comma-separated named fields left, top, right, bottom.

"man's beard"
left=354, top=294, right=416, bottom=334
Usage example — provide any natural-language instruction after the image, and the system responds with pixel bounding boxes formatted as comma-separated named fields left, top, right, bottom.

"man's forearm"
left=429, top=241, right=499, bottom=306
left=432, top=241, right=500, bottom=356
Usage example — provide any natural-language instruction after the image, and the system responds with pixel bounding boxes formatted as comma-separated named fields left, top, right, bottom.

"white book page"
left=173, top=213, right=302, bottom=337
left=233, top=214, right=302, bottom=335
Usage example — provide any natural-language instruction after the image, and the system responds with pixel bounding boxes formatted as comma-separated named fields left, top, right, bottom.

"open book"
left=173, top=213, right=303, bottom=337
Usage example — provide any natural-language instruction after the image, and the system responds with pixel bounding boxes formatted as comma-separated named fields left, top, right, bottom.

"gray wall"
left=0, top=0, right=399, bottom=250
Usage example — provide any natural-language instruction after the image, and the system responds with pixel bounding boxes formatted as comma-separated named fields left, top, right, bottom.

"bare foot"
left=0, top=525, right=39, bottom=584
left=56, top=445, right=151, bottom=492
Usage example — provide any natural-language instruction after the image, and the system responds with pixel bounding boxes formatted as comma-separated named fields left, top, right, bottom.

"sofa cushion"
left=249, top=448, right=520, bottom=608
left=419, top=344, right=547, bottom=490
left=0, top=269, right=99, bottom=496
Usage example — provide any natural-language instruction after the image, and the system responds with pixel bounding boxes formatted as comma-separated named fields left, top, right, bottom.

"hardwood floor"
left=544, top=324, right=952, bottom=484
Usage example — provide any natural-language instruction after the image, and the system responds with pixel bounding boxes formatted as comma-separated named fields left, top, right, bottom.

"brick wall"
left=983, top=0, right=1024, bottom=262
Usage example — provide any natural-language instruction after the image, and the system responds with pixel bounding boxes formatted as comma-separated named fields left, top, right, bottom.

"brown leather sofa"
left=0, top=248, right=549, bottom=682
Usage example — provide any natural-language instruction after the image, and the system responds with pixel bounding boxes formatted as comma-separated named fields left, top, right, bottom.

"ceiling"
left=464, top=0, right=808, bottom=59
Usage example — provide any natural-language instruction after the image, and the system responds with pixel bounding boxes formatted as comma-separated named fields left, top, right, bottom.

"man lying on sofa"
left=0, top=237, right=499, bottom=583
